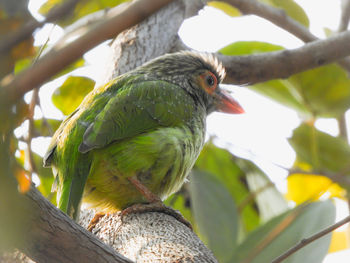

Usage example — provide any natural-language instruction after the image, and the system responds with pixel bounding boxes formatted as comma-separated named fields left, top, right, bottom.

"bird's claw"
left=87, top=212, right=106, bottom=232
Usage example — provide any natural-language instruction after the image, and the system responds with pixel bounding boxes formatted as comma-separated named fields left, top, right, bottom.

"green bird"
left=43, top=51, right=244, bottom=222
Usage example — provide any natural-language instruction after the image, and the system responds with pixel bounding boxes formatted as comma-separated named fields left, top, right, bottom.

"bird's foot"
left=87, top=212, right=106, bottom=232
left=121, top=202, right=192, bottom=230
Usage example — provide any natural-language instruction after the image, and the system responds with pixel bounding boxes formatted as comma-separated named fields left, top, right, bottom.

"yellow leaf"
left=286, top=174, right=345, bottom=204
left=329, top=231, right=349, bottom=253
left=14, top=170, right=31, bottom=193
left=208, top=1, right=241, bottom=17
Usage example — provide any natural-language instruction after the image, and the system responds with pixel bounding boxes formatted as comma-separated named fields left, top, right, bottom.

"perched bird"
left=43, top=51, right=244, bottom=223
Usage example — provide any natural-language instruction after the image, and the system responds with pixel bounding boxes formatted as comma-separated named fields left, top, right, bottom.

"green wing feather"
left=45, top=75, right=195, bottom=219
left=79, top=80, right=193, bottom=153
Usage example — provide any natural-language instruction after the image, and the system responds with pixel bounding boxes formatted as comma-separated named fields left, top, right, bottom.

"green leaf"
left=0, top=16, right=36, bottom=77
left=232, top=201, right=335, bottom=263
left=246, top=62, right=350, bottom=118
left=52, top=76, right=95, bottom=115
left=190, top=170, right=239, bottom=263
left=289, top=64, right=350, bottom=117
left=208, top=1, right=241, bottom=17
left=289, top=122, right=350, bottom=173
left=219, top=41, right=283, bottom=56
left=33, top=118, right=62, bottom=137
left=260, top=0, right=309, bottom=27
left=14, top=57, right=32, bottom=75
left=39, top=0, right=130, bottom=27
left=195, top=142, right=260, bottom=233
left=165, top=190, right=194, bottom=225
left=250, top=79, right=311, bottom=117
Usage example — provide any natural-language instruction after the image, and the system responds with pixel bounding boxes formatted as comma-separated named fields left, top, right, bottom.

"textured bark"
left=79, top=210, right=218, bottom=263
left=4, top=188, right=132, bottom=263
left=99, top=0, right=204, bottom=84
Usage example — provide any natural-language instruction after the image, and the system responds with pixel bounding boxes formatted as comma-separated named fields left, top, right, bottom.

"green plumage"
left=44, top=52, right=242, bottom=219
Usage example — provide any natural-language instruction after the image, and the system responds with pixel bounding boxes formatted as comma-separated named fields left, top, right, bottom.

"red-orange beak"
left=214, top=89, right=244, bottom=114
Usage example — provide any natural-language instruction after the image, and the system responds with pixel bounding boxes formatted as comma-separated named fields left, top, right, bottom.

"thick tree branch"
left=339, top=0, right=350, bottom=31
left=0, top=0, right=174, bottom=111
left=79, top=210, right=218, bottom=263
left=223, top=0, right=317, bottom=42
left=219, top=30, right=350, bottom=85
left=19, top=187, right=133, bottom=263
left=219, top=0, right=350, bottom=72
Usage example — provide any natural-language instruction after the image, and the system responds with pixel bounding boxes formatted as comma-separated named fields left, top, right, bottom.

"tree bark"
left=0, top=187, right=132, bottom=263
left=79, top=210, right=217, bottom=263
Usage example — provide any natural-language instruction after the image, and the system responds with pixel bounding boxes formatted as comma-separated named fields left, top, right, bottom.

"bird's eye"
left=199, top=71, right=218, bottom=94
left=206, top=75, right=215, bottom=86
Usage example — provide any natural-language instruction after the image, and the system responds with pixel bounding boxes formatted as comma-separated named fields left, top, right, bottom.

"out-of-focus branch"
left=219, top=30, right=350, bottom=85
left=339, top=0, right=350, bottom=31
left=222, top=0, right=317, bottom=42
left=0, top=0, right=79, bottom=54
left=0, top=0, right=174, bottom=111
left=218, top=0, right=350, bottom=72
left=337, top=0, right=350, bottom=140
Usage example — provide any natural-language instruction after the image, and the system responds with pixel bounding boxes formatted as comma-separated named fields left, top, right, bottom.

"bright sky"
left=24, top=1, right=349, bottom=262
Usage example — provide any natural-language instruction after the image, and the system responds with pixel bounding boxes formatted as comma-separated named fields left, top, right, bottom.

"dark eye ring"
left=206, top=75, right=215, bottom=86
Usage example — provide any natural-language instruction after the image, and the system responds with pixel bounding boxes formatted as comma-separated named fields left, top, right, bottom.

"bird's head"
left=137, top=51, right=244, bottom=115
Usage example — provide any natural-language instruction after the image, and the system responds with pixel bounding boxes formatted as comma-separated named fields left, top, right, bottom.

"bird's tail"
left=54, top=163, right=90, bottom=221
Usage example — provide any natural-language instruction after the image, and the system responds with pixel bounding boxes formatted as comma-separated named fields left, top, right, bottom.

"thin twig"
left=25, top=27, right=53, bottom=177
left=241, top=206, right=304, bottom=263
left=271, top=215, right=350, bottom=263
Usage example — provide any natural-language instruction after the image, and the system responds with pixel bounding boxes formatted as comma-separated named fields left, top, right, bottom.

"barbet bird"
left=43, top=52, right=244, bottom=226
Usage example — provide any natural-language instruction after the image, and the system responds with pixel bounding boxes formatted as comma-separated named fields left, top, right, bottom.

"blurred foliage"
left=190, top=170, right=239, bottom=263
left=220, top=41, right=284, bottom=55
left=287, top=173, right=345, bottom=204
left=231, top=201, right=334, bottom=263
left=208, top=1, right=241, bottom=17
left=290, top=123, right=350, bottom=173
left=0, top=0, right=35, bottom=78
left=1, top=0, right=349, bottom=261
left=52, top=76, right=95, bottom=115
left=259, top=0, right=309, bottom=27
